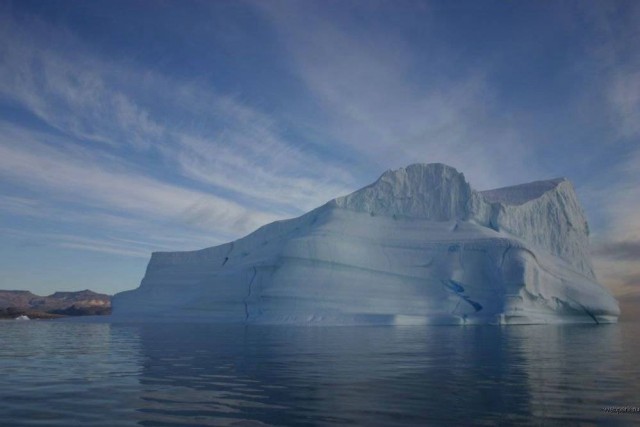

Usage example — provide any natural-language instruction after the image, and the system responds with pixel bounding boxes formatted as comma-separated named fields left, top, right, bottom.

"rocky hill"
left=0, top=289, right=111, bottom=319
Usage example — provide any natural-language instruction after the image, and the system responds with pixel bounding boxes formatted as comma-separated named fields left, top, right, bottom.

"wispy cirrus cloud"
left=0, top=6, right=364, bottom=274
left=579, top=2, right=640, bottom=297
left=608, top=71, right=640, bottom=139
left=255, top=1, right=540, bottom=190
left=0, top=9, right=359, bottom=219
left=586, top=2, right=640, bottom=142
left=0, top=15, right=164, bottom=150
left=0, top=123, right=280, bottom=235
left=592, top=152, right=640, bottom=296
left=1, top=227, right=155, bottom=258
left=594, top=240, right=640, bottom=262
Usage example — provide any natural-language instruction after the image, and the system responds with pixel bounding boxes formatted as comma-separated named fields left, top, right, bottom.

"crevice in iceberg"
left=465, top=298, right=483, bottom=312
left=381, top=245, right=392, bottom=270
left=222, top=242, right=234, bottom=266
left=444, top=279, right=465, bottom=293
left=442, top=279, right=483, bottom=313
left=582, top=306, right=599, bottom=324
left=500, top=243, right=512, bottom=268
left=244, top=267, right=257, bottom=321
left=566, top=296, right=600, bottom=324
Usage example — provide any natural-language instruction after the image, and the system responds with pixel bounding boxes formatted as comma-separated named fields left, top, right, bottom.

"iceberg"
left=112, top=163, right=619, bottom=324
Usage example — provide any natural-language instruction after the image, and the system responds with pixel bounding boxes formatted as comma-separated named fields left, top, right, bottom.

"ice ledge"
left=481, top=177, right=568, bottom=206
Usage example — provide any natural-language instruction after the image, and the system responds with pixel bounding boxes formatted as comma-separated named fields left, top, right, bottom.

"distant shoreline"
left=0, top=289, right=111, bottom=319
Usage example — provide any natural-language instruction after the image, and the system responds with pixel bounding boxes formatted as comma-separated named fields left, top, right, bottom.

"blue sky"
left=0, top=1, right=638, bottom=308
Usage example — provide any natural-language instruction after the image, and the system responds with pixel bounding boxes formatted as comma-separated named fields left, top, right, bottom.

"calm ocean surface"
left=1, top=321, right=639, bottom=426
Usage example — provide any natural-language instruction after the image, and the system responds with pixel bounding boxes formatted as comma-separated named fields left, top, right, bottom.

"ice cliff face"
left=335, top=164, right=593, bottom=278
left=479, top=178, right=595, bottom=279
left=334, top=163, right=474, bottom=221
left=113, top=163, right=619, bottom=324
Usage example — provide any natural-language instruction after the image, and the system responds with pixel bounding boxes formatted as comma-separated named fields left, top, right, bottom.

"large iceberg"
left=113, top=163, right=619, bottom=324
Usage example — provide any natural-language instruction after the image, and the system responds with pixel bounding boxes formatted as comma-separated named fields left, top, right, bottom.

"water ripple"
left=0, top=321, right=639, bottom=426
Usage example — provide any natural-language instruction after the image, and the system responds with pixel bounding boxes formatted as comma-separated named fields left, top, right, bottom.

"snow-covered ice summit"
left=113, top=163, right=619, bottom=324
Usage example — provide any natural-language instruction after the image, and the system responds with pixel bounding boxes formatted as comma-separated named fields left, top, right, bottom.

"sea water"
left=1, top=321, right=639, bottom=426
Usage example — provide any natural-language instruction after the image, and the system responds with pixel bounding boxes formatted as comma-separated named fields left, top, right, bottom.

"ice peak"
left=334, top=163, right=473, bottom=220
left=379, top=162, right=463, bottom=179
left=332, top=164, right=593, bottom=276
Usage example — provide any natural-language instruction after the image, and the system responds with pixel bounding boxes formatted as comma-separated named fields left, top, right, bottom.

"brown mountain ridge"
left=0, top=289, right=111, bottom=319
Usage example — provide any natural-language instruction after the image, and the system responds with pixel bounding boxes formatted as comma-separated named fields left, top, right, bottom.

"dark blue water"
left=1, top=321, right=639, bottom=426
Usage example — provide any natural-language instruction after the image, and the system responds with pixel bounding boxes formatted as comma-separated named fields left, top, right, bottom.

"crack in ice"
left=222, top=242, right=234, bottom=266
left=244, top=267, right=257, bottom=321
left=442, top=279, right=483, bottom=313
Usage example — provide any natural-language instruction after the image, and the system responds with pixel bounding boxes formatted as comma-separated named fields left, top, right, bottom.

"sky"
left=0, top=1, right=638, bottom=314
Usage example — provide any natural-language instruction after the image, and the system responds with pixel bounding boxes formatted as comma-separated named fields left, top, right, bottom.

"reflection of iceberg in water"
left=2, top=322, right=639, bottom=425
left=515, top=324, right=640, bottom=424
left=133, top=324, right=536, bottom=425
left=135, top=325, right=288, bottom=426
left=132, top=324, right=640, bottom=426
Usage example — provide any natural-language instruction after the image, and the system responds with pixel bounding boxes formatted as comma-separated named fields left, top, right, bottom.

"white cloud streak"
left=0, top=8, right=363, bottom=264
left=0, top=12, right=359, bottom=218
left=579, top=2, right=640, bottom=296
left=255, top=1, right=540, bottom=190
left=0, top=20, right=162, bottom=150
left=608, top=70, right=640, bottom=139
left=0, top=123, right=280, bottom=235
